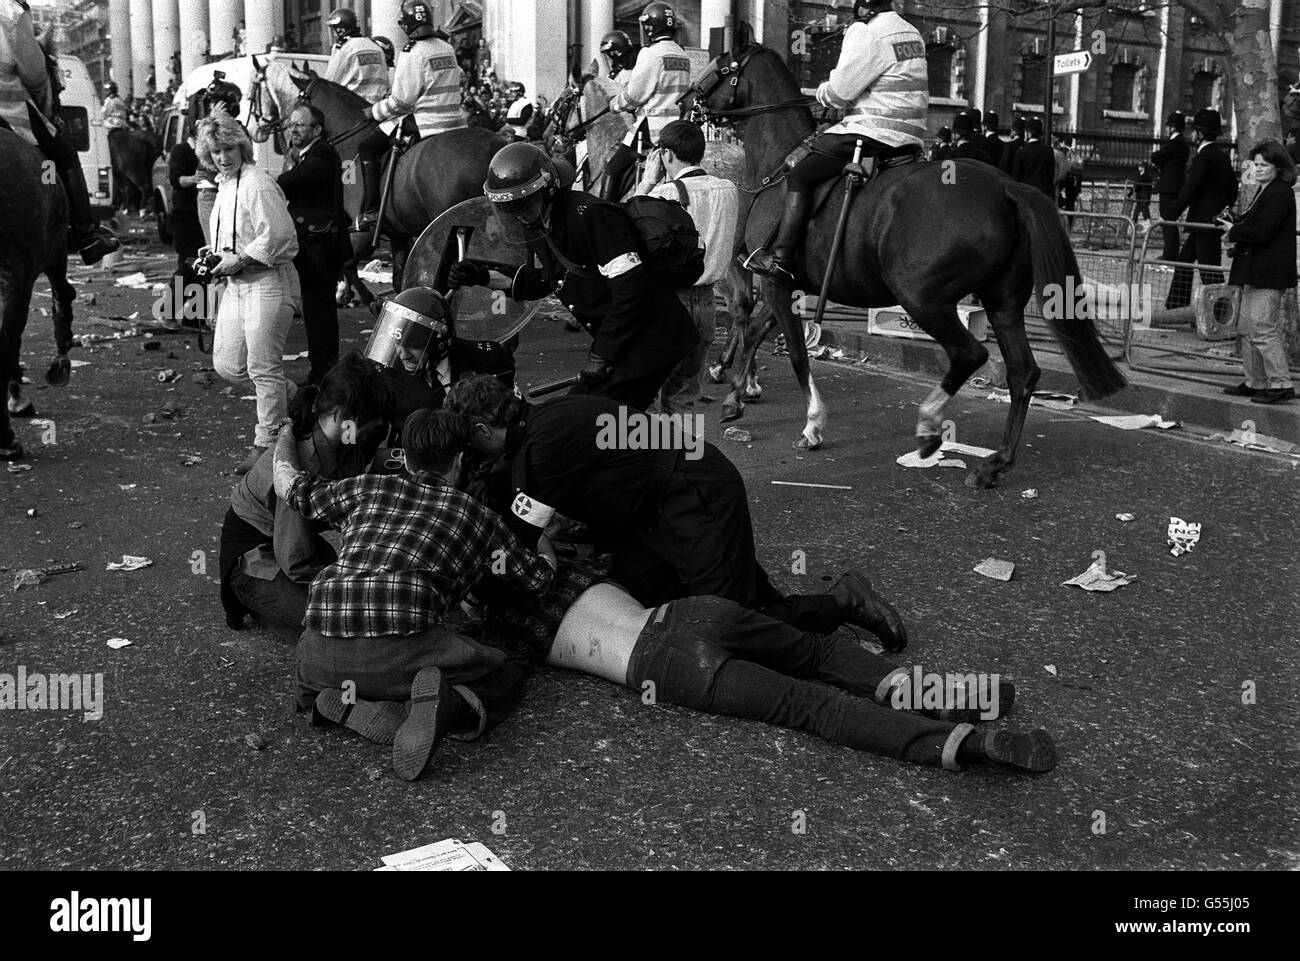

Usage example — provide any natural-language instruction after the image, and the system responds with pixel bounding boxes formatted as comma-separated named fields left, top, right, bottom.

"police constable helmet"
left=327, top=8, right=359, bottom=39
left=374, top=36, right=396, bottom=67
left=952, top=112, right=976, bottom=137
left=398, top=0, right=437, bottom=40
left=639, top=2, right=678, bottom=44
left=365, top=286, right=452, bottom=376
left=484, top=142, right=561, bottom=227
left=1166, top=110, right=1185, bottom=132
left=853, top=0, right=894, bottom=19
left=984, top=110, right=999, bottom=131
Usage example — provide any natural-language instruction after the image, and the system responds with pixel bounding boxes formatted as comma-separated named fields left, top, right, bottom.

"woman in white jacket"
left=196, top=112, right=302, bottom=474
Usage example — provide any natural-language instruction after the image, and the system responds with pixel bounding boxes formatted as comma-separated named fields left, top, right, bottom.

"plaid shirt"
left=287, top=470, right=554, bottom=639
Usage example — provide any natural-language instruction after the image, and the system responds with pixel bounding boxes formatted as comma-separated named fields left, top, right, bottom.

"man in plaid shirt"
left=272, top=408, right=556, bottom=780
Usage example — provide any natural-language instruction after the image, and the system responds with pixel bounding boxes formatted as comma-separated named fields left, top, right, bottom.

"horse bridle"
left=685, top=46, right=815, bottom=127
left=250, top=68, right=375, bottom=149
left=548, top=77, right=612, bottom=149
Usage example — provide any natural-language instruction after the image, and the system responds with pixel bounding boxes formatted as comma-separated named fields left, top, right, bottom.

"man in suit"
left=978, top=110, right=1003, bottom=167
left=1164, top=108, right=1238, bottom=310
left=1012, top=117, right=1056, bottom=200
left=278, top=104, right=348, bottom=384
left=951, top=111, right=991, bottom=164
left=1152, top=110, right=1190, bottom=261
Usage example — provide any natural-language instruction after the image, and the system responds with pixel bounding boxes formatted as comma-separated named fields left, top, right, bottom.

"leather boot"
left=743, top=187, right=811, bottom=283
left=600, top=143, right=636, bottom=201
left=59, top=157, right=119, bottom=264
left=355, top=159, right=383, bottom=231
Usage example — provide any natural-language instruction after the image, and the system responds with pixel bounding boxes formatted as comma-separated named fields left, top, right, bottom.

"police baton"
left=810, top=138, right=867, bottom=335
left=527, top=375, right=580, bottom=399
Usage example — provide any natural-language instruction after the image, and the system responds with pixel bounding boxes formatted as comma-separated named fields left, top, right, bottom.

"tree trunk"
left=1181, top=0, right=1280, bottom=147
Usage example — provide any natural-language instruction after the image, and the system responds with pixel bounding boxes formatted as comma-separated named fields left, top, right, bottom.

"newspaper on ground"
left=1062, top=560, right=1136, bottom=592
left=1167, top=517, right=1201, bottom=556
left=377, top=838, right=508, bottom=871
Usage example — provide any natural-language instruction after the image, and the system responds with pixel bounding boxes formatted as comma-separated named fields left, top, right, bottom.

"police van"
left=55, top=54, right=114, bottom=221
left=151, top=53, right=332, bottom=241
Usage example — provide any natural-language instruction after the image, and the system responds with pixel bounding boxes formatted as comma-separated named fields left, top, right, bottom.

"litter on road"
left=986, top=388, right=1077, bottom=411
left=1062, top=560, right=1137, bottom=592
left=1089, top=414, right=1178, bottom=430
left=105, top=555, right=153, bottom=572
left=1021, top=489, right=1039, bottom=498
left=1167, top=517, right=1202, bottom=556
left=376, top=839, right=508, bottom=872
left=974, top=557, right=1016, bottom=581
left=896, top=440, right=994, bottom=469
left=1116, top=513, right=1136, bottom=522
left=770, top=480, right=853, bottom=491
left=723, top=427, right=752, bottom=443
left=106, top=638, right=133, bottom=650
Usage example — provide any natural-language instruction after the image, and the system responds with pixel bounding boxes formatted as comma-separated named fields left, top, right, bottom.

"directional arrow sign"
left=1054, top=50, right=1093, bottom=75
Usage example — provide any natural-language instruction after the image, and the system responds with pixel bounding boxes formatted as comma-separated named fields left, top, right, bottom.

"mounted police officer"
left=746, top=0, right=927, bottom=282
left=504, top=81, right=533, bottom=142
left=448, top=142, right=696, bottom=410
left=102, top=79, right=128, bottom=130
left=355, top=0, right=463, bottom=230
left=0, top=0, right=119, bottom=263
left=600, top=2, right=691, bottom=202
left=599, top=29, right=638, bottom=83
left=324, top=7, right=391, bottom=102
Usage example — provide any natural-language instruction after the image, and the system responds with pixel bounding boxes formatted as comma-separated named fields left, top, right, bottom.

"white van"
left=152, top=53, right=333, bottom=240
left=55, top=54, right=113, bottom=221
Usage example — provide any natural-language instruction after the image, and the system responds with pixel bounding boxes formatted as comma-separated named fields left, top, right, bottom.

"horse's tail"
left=1005, top=181, right=1127, bottom=401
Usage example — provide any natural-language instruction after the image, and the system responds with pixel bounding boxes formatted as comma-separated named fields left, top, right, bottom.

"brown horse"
left=0, top=128, right=75, bottom=460
left=249, top=59, right=507, bottom=302
left=688, top=40, right=1125, bottom=488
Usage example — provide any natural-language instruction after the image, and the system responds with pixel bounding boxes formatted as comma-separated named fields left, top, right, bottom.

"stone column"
left=152, top=0, right=180, bottom=92
left=244, top=1, right=285, bottom=56
left=108, top=0, right=131, bottom=88
left=127, top=0, right=153, bottom=97
left=370, top=0, right=404, bottom=49
left=208, top=0, right=242, bottom=58
left=177, top=0, right=209, bottom=76
left=585, top=0, right=615, bottom=75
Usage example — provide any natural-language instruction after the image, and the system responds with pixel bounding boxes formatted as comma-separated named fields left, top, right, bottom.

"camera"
left=187, top=251, right=224, bottom=280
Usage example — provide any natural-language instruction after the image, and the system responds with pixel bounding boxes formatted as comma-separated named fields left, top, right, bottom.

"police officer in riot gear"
left=448, top=142, right=695, bottom=410
left=324, top=7, right=390, bottom=102
left=599, top=30, right=638, bottom=82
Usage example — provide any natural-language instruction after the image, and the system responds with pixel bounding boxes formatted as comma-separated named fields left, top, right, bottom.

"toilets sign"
left=1054, top=50, right=1093, bottom=76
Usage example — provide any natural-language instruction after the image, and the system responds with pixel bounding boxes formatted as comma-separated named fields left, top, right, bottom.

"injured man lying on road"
left=272, top=406, right=1056, bottom=781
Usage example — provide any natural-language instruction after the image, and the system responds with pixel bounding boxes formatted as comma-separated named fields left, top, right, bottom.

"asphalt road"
left=2, top=227, right=1297, bottom=870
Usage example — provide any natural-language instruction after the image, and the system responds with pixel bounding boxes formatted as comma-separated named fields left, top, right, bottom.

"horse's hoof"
left=915, top=435, right=942, bottom=459
left=45, top=356, right=71, bottom=387
left=964, top=470, right=998, bottom=490
left=8, top=399, right=36, bottom=419
left=793, top=434, right=822, bottom=451
left=720, top=402, right=744, bottom=423
left=0, top=439, right=24, bottom=462
left=707, top=364, right=728, bottom=384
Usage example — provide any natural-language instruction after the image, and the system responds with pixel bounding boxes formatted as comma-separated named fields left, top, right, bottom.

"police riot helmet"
left=327, top=8, right=360, bottom=41
left=639, top=2, right=678, bottom=44
left=203, top=73, right=242, bottom=115
left=484, top=142, right=560, bottom=225
left=600, top=30, right=634, bottom=74
left=365, top=286, right=452, bottom=376
left=509, top=81, right=526, bottom=99
left=853, top=0, right=894, bottom=19
left=374, top=36, right=396, bottom=67
left=398, top=0, right=437, bottom=40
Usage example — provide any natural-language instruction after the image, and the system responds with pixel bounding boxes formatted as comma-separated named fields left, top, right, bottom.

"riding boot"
left=744, top=188, right=811, bottom=283
left=59, top=157, right=120, bottom=265
left=355, top=159, right=383, bottom=232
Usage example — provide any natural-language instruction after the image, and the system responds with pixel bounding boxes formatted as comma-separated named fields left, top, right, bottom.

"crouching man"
left=272, top=408, right=556, bottom=780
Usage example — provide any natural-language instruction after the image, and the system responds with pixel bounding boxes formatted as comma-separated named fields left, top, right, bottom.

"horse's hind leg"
left=1, top=275, right=36, bottom=422
left=967, top=302, right=1039, bottom=490
left=721, top=300, right=774, bottom=423
left=765, top=276, right=826, bottom=450
left=710, top=258, right=751, bottom=383
left=44, top=259, right=75, bottom=386
left=902, top=302, right=989, bottom=459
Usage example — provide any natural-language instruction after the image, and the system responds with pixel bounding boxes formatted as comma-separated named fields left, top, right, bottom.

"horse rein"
left=251, top=70, right=377, bottom=149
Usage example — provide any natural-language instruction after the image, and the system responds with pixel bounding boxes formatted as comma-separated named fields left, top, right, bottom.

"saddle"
left=800, top=144, right=924, bottom=219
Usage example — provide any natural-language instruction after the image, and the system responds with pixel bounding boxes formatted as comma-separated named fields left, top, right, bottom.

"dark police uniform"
left=506, top=190, right=697, bottom=410
left=499, top=394, right=843, bottom=633
left=952, top=139, right=992, bottom=165
left=1165, top=141, right=1237, bottom=309
left=1152, top=131, right=1191, bottom=261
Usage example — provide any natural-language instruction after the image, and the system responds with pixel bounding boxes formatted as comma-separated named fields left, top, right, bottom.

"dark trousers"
left=296, top=625, right=532, bottom=731
left=632, top=596, right=958, bottom=766
left=228, top=568, right=308, bottom=644
left=1158, top=194, right=1181, bottom=261
left=787, top=132, right=891, bottom=191
left=1165, top=229, right=1225, bottom=309
left=294, top=238, right=342, bottom=383
left=614, top=444, right=842, bottom=633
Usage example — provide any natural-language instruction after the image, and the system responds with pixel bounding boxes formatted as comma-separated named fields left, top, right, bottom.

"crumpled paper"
left=1062, top=560, right=1137, bottom=592
left=1089, top=414, right=1178, bottom=431
left=106, top=555, right=152, bottom=572
left=986, top=389, right=1077, bottom=411
left=13, top=569, right=46, bottom=591
left=896, top=440, right=994, bottom=469
left=106, top=637, right=133, bottom=650
left=974, top=557, right=1015, bottom=581
left=1167, top=517, right=1201, bottom=556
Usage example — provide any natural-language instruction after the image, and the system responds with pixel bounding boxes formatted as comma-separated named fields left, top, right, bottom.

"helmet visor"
left=364, top=301, right=446, bottom=374
left=495, top=191, right=546, bottom=225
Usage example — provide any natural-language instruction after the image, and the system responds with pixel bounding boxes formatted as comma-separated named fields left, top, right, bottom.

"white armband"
left=598, top=252, right=643, bottom=279
left=511, top=491, right=556, bottom=528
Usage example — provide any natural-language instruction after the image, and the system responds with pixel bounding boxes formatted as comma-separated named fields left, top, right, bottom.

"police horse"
left=688, top=40, right=1125, bottom=488
left=0, top=126, right=75, bottom=460
left=248, top=58, right=508, bottom=306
